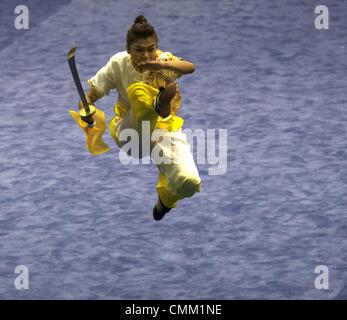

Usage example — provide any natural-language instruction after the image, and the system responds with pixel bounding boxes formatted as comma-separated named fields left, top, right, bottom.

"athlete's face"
left=128, top=36, right=157, bottom=71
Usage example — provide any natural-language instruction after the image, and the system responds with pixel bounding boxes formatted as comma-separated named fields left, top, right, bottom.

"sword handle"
left=79, top=104, right=96, bottom=127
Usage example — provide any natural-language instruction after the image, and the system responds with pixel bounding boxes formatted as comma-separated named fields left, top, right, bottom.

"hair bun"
left=134, top=15, right=148, bottom=24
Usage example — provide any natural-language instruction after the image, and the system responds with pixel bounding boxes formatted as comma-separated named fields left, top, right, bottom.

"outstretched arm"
left=139, top=59, right=196, bottom=75
left=161, top=59, right=195, bottom=75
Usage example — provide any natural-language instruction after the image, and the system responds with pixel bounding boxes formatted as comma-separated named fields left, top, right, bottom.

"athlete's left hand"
left=139, top=60, right=164, bottom=72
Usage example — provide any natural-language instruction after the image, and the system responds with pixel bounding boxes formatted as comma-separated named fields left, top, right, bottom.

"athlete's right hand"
left=78, top=97, right=94, bottom=110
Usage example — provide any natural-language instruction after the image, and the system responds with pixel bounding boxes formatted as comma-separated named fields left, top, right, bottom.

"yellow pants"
left=109, top=82, right=201, bottom=208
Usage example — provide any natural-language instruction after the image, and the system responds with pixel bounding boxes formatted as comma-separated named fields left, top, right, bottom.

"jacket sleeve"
left=87, top=57, right=119, bottom=97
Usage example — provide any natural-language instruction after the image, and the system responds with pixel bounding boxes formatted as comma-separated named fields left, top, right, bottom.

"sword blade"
left=67, top=47, right=90, bottom=114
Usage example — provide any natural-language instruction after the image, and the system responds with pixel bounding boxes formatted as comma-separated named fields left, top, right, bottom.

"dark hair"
left=126, top=15, right=158, bottom=50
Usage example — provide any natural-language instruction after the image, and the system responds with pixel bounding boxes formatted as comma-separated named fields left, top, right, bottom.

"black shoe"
left=154, top=83, right=177, bottom=118
left=153, top=197, right=172, bottom=221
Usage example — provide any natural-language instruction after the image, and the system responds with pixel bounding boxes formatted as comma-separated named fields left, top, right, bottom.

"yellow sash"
left=69, top=107, right=110, bottom=155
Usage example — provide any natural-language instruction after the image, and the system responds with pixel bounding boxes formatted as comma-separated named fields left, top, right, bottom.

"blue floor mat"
left=0, top=0, right=346, bottom=299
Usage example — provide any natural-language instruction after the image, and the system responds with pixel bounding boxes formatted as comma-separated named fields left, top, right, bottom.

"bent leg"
left=110, top=82, right=160, bottom=153
left=127, top=82, right=160, bottom=136
left=155, top=130, right=201, bottom=208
